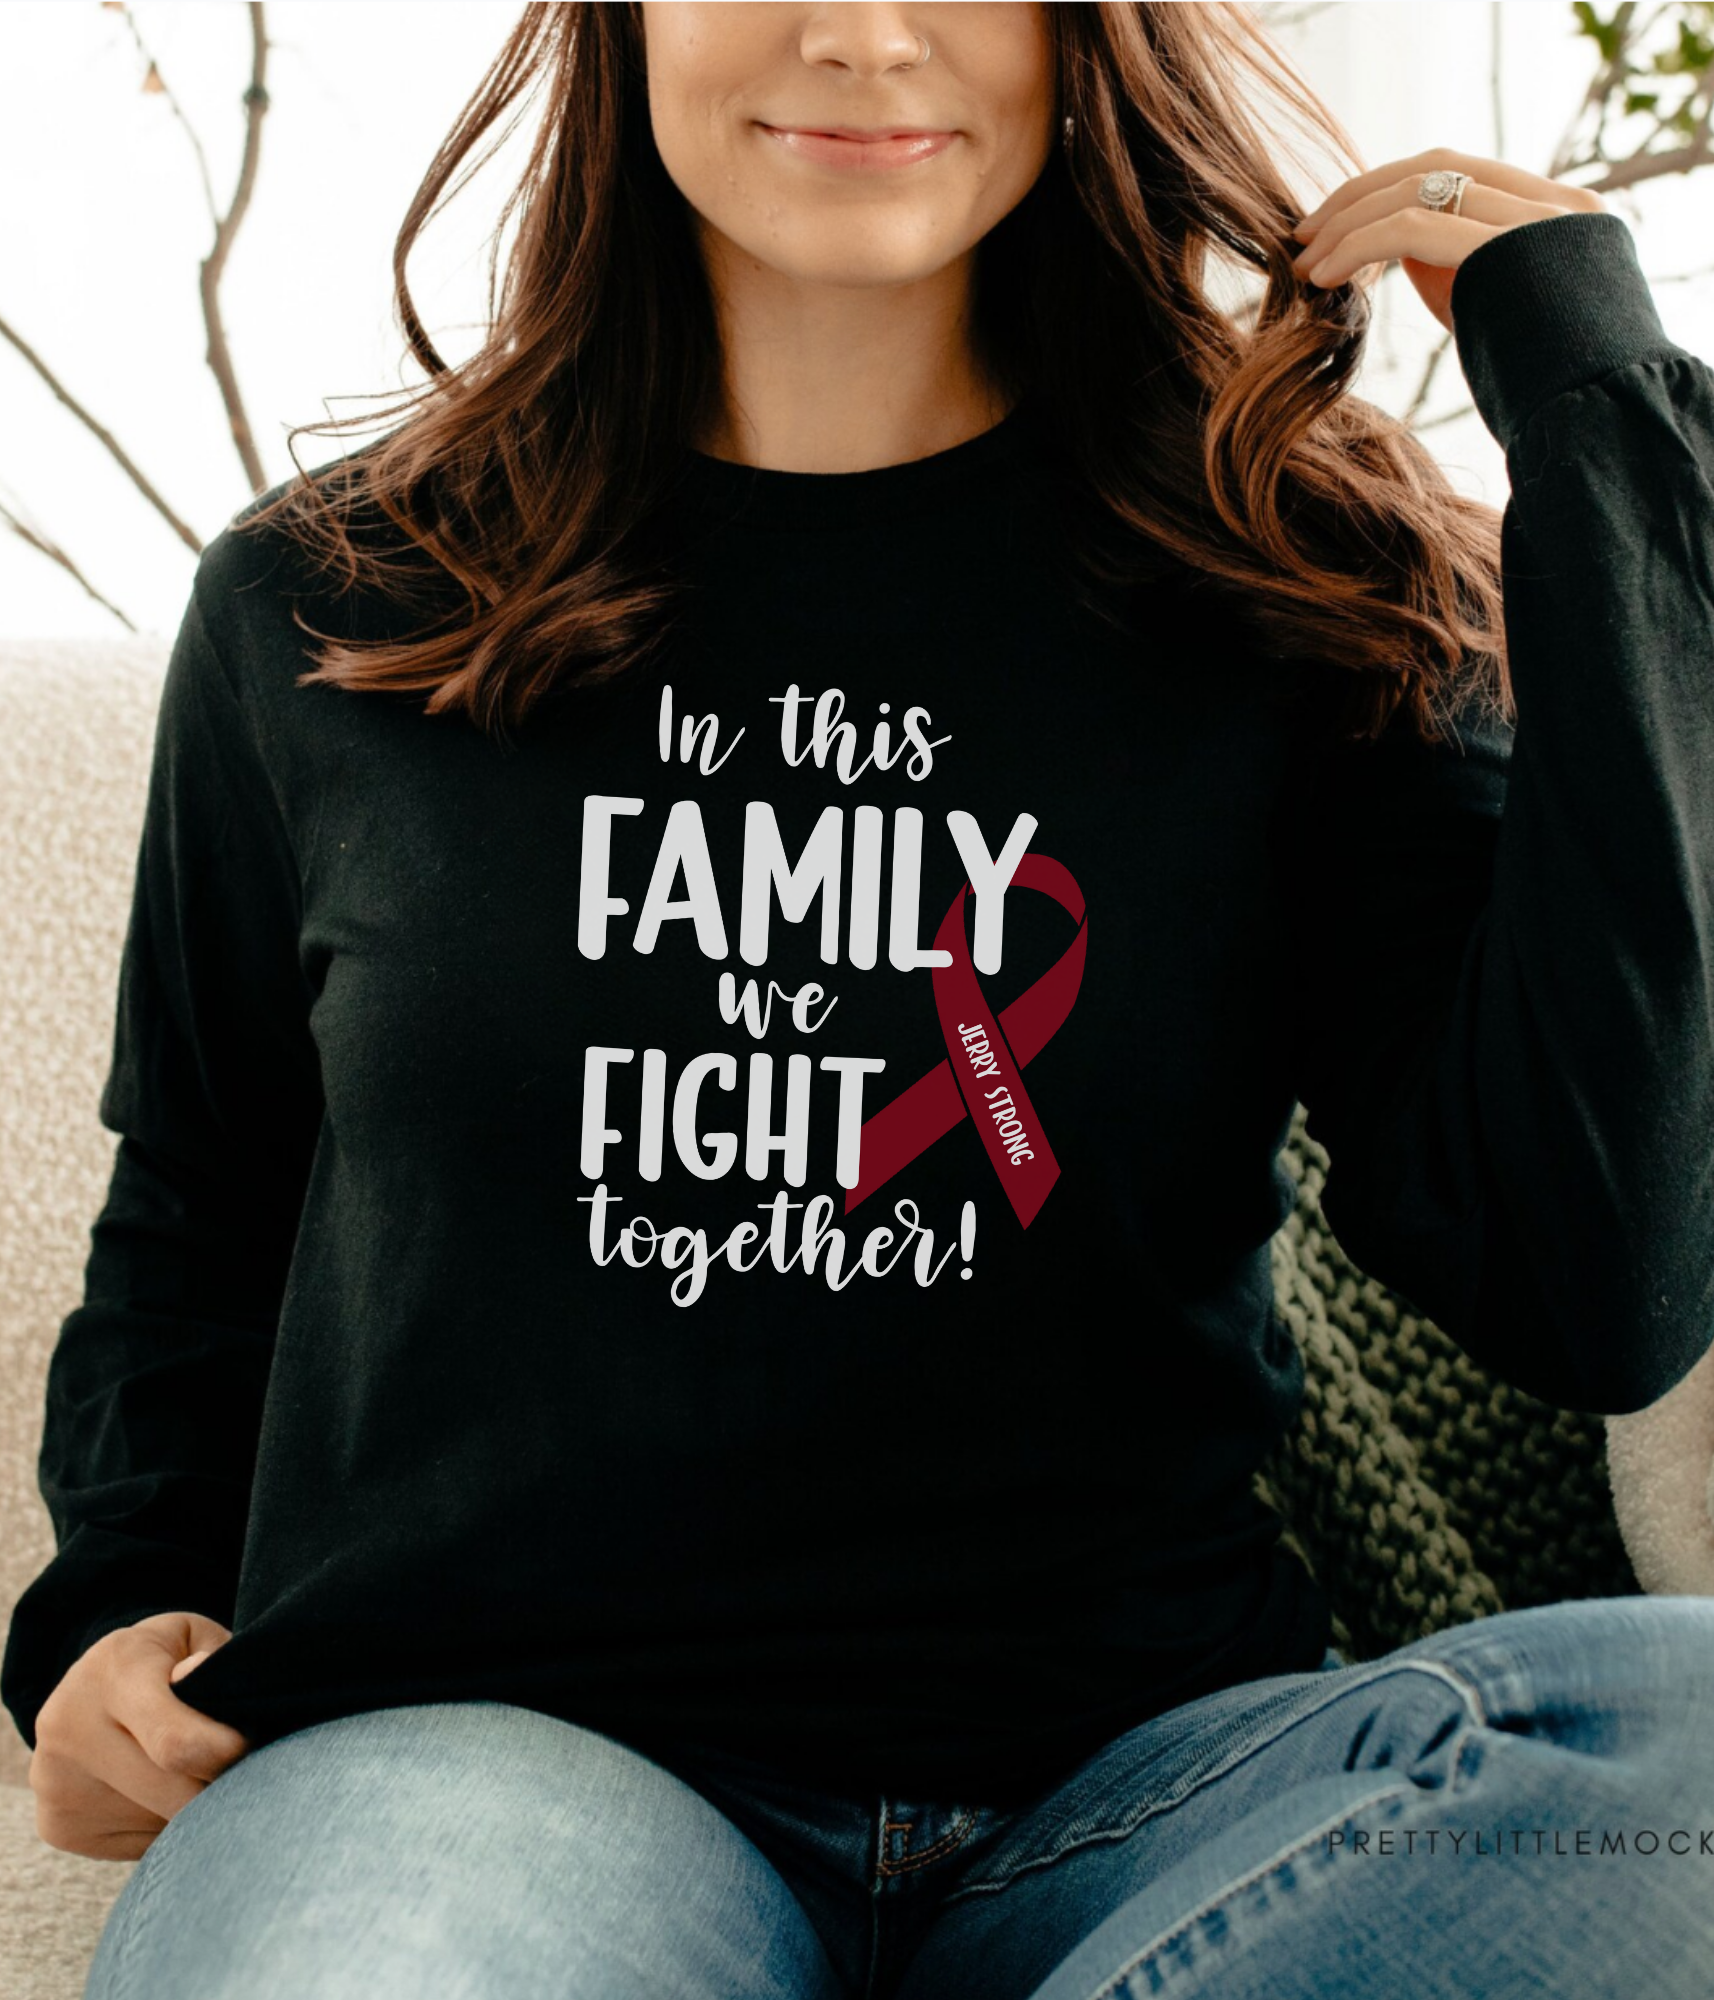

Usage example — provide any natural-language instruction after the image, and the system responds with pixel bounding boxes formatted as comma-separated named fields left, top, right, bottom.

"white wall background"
left=2, top=0, right=1710, bottom=641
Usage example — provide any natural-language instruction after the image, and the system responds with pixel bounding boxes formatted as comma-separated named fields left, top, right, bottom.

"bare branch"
left=1585, top=130, right=1714, bottom=190
left=3, top=0, right=275, bottom=605
left=200, top=2, right=271, bottom=494
left=1490, top=0, right=1506, bottom=159
left=1403, top=330, right=1456, bottom=428
left=1548, top=0, right=1640, bottom=177
left=1251, top=3, right=1344, bottom=29
left=1410, top=400, right=1480, bottom=435
left=0, top=312, right=202, bottom=552
left=115, top=1, right=220, bottom=230
left=0, top=496, right=137, bottom=630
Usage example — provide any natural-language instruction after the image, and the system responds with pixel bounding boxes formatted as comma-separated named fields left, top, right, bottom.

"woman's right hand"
left=29, top=1610, right=254, bottom=1860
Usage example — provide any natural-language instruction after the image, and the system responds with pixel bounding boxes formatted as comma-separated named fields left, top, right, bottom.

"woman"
left=8, top=3, right=1714, bottom=1995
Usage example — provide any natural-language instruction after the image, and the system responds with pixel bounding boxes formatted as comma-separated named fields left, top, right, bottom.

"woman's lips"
left=758, top=125, right=958, bottom=171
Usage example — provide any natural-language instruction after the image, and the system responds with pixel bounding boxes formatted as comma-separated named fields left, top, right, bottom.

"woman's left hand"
left=1289, top=149, right=1608, bottom=332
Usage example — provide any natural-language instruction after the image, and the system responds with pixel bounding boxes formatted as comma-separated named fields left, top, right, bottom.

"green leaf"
left=1571, top=0, right=1625, bottom=63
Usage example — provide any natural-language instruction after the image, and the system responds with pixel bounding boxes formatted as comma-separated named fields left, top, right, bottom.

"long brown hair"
left=238, top=1, right=1510, bottom=750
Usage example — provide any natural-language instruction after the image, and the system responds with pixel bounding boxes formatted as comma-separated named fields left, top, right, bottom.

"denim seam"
left=941, top=1656, right=1491, bottom=1906
left=878, top=1806, right=979, bottom=1876
left=863, top=1805, right=885, bottom=2000
left=102, top=1824, right=173, bottom=2000
left=1073, top=1779, right=1420, bottom=2000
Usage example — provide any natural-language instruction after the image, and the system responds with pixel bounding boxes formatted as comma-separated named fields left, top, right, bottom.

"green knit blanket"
left=1257, top=1104, right=1639, bottom=1662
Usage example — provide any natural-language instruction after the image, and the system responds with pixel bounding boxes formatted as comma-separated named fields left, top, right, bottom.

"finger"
left=1296, top=149, right=1603, bottom=234
left=107, top=1626, right=254, bottom=1776
left=97, top=1640, right=253, bottom=1801
left=1302, top=208, right=1505, bottom=287
left=1294, top=174, right=1565, bottom=268
left=33, top=1756, right=169, bottom=1863
left=33, top=1717, right=202, bottom=1835
left=128, top=1607, right=233, bottom=1658
left=116, top=1675, right=252, bottom=1786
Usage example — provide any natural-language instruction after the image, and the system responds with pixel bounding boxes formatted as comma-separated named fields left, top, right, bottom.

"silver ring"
left=897, top=34, right=930, bottom=71
left=1417, top=169, right=1471, bottom=216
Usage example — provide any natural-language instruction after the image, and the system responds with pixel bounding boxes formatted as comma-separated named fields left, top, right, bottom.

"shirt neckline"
left=672, top=394, right=1040, bottom=532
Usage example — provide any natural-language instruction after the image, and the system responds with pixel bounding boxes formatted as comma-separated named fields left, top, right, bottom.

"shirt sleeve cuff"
left=1449, top=208, right=1683, bottom=453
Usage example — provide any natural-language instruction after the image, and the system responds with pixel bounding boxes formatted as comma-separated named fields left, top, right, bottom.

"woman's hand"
left=28, top=1610, right=253, bottom=1861
left=1288, top=148, right=1608, bottom=332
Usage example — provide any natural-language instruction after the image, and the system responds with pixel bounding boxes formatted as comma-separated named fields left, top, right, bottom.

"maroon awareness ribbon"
left=844, top=853, right=1087, bottom=1228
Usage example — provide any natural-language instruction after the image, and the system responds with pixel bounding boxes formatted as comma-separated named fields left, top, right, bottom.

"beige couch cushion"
left=1, top=638, right=166, bottom=1992
left=0, top=1784, right=131, bottom=2000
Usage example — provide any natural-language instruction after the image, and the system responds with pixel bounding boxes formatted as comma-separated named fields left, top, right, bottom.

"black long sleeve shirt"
left=5, top=210, right=1712, bottom=1802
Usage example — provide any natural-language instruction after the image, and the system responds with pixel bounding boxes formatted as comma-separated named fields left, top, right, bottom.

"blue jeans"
left=84, top=1594, right=1714, bottom=1999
